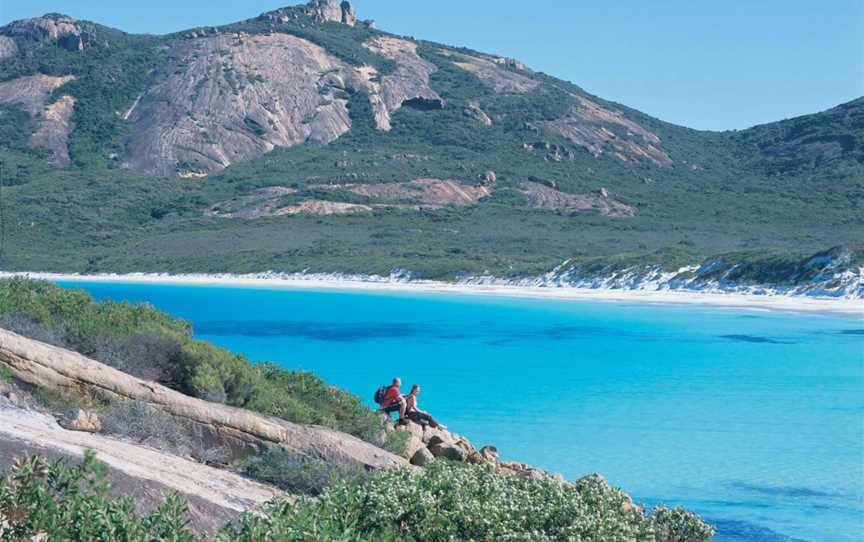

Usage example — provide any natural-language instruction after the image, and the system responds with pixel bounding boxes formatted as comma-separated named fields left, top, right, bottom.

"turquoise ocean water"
left=58, top=281, right=863, bottom=542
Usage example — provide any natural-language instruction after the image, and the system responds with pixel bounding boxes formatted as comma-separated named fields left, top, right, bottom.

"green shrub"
left=383, top=429, right=411, bottom=457
left=241, top=447, right=368, bottom=496
left=247, top=364, right=383, bottom=443
left=0, top=453, right=196, bottom=541
left=222, top=461, right=715, bottom=542
left=652, top=505, right=717, bottom=542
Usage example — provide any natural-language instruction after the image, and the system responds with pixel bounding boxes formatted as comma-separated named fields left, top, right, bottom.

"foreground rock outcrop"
left=386, top=417, right=640, bottom=513
left=387, top=418, right=567, bottom=483
left=0, top=328, right=407, bottom=472
left=0, top=391, right=284, bottom=535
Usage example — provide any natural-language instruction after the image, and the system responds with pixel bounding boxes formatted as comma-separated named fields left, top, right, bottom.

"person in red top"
left=379, top=377, right=406, bottom=420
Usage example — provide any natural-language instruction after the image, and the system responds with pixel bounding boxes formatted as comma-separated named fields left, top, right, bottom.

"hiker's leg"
left=411, top=411, right=438, bottom=428
left=398, top=397, right=406, bottom=419
left=406, top=410, right=426, bottom=426
left=421, top=412, right=440, bottom=428
left=381, top=404, right=398, bottom=418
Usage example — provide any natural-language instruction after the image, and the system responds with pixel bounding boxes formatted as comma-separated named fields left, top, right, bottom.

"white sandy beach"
left=2, top=272, right=861, bottom=318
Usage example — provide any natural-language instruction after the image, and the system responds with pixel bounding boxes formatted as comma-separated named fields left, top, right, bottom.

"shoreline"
left=2, top=271, right=862, bottom=318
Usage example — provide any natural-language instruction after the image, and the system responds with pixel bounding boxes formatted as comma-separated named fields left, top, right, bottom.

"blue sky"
left=1, top=0, right=861, bottom=131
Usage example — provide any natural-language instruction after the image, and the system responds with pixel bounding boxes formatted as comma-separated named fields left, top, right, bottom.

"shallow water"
left=59, top=281, right=863, bottom=542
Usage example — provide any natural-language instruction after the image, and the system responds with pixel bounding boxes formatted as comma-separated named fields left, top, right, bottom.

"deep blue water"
left=58, top=281, right=863, bottom=542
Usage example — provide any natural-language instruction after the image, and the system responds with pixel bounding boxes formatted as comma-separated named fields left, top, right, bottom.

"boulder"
left=58, top=31, right=94, bottom=52
left=60, top=409, right=101, bottom=433
left=480, top=171, right=497, bottom=185
left=463, top=102, right=492, bottom=127
left=479, top=445, right=499, bottom=463
left=421, top=425, right=451, bottom=446
left=403, top=435, right=426, bottom=461
left=466, top=445, right=500, bottom=466
left=428, top=440, right=468, bottom=462
left=427, top=435, right=474, bottom=462
left=410, top=447, right=434, bottom=467
left=396, top=419, right=425, bottom=441
left=520, top=468, right=546, bottom=481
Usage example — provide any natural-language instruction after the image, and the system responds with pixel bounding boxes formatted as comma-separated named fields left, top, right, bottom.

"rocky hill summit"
left=0, top=13, right=94, bottom=52
left=0, top=1, right=676, bottom=178
left=305, top=0, right=358, bottom=26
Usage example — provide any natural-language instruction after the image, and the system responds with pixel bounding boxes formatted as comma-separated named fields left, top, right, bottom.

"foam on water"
left=58, top=281, right=864, bottom=542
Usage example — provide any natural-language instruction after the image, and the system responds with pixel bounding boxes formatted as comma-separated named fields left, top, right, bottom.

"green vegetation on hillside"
left=0, top=8, right=861, bottom=280
left=1, top=454, right=714, bottom=542
left=0, top=278, right=384, bottom=443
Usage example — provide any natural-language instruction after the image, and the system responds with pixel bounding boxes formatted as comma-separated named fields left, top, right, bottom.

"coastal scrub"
left=0, top=454, right=714, bottom=542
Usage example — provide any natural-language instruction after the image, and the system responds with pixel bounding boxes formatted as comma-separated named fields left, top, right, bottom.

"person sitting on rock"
left=379, top=377, right=406, bottom=420
left=405, top=384, right=445, bottom=429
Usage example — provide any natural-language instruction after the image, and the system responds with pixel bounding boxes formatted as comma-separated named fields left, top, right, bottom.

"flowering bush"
left=222, top=461, right=715, bottom=542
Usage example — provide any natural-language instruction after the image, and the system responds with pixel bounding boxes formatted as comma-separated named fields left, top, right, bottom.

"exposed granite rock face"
left=0, top=74, right=74, bottom=115
left=1, top=15, right=93, bottom=51
left=307, top=0, right=357, bottom=26
left=0, top=36, right=18, bottom=59
left=59, top=408, right=102, bottom=433
left=0, top=328, right=408, bottom=473
left=443, top=50, right=539, bottom=93
left=124, top=30, right=446, bottom=176
left=523, top=140, right=575, bottom=162
left=463, top=100, right=492, bottom=126
left=362, top=37, right=444, bottom=131
left=0, top=75, right=76, bottom=164
left=336, top=178, right=491, bottom=206
left=31, top=94, right=76, bottom=165
left=519, top=180, right=636, bottom=217
left=123, top=33, right=372, bottom=176
left=206, top=178, right=493, bottom=218
left=537, top=94, right=672, bottom=166
left=439, top=47, right=671, bottom=167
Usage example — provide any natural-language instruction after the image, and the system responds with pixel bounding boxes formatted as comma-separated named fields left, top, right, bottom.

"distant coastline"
left=3, top=272, right=861, bottom=318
